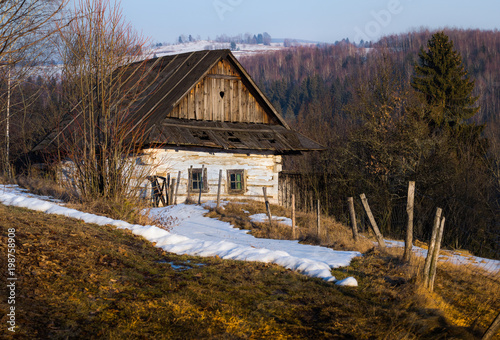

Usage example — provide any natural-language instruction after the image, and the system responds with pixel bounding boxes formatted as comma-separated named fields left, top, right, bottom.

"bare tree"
left=0, top=0, right=67, bottom=176
left=54, top=0, right=156, bottom=201
left=0, top=0, right=67, bottom=64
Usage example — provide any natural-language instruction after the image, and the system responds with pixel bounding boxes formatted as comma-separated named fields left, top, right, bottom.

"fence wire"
left=279, top=172, right=500, bottom=336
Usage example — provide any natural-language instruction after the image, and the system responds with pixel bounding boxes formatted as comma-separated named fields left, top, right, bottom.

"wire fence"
left=279, top=172, right=500, bottom=336
left=385, top=197, right=500, bottom=335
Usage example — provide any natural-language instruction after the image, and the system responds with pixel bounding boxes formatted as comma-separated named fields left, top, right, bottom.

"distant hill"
left=146, top=39, right=317, bottom=59
left=271, top=38, right=321, bottom=44
left=240, top=28, right=500, bottom=134
left=239, top=28, right=500, bottom=259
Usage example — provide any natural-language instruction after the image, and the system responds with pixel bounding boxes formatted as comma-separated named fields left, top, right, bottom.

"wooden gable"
left=33, top=50, right=324, bottom=154
left=167, top=58, right=280, bottom=124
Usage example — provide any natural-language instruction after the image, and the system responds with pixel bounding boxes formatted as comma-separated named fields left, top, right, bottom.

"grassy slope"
left=0, top=203, right=488, bottom=339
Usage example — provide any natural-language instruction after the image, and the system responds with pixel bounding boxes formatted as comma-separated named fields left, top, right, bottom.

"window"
left=227, top=169, right=245, bottom=194
left=189, top=167, right=208, bottom=192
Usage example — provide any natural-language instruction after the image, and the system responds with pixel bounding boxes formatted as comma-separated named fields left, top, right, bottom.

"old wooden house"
left=37, top=49, right=323, bottom=204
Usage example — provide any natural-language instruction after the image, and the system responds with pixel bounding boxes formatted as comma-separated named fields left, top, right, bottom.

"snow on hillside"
left=384, top=240, right=500, bottom=273
left=249, top=213, right=293, bottom=226
left=147, top=40, right=312, bottom=59
left=249, top=210, right=500, bottom=274
left=0, top=184, right=359, bottom=286
left=3, top=184, right=497, bottom=285
left=148, top=204, right=360, bottom=285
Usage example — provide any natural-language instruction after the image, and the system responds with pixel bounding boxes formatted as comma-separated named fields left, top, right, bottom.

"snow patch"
left=249, top=213, right=293, bottom=226
left=0, top=185, right=359, bottom=284
left=384, top=240, right=500, bottom=273
left=335, top=277, right=358, bottom=287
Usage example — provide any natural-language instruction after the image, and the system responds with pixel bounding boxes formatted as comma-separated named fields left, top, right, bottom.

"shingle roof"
left=120, top=49, right=291, bottom=135
left=34, top=50, right=324, bottom=154
left=146, top=118, right=324, bottom=152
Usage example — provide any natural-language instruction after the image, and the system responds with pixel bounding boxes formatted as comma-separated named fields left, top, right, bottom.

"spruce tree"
left=411, top=31, right=479, bottom=132
left=411, top=32, right=491, bottom=253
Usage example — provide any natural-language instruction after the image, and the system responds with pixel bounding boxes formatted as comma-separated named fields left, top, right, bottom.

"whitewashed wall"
left=140, top=148, right=282, bottom=204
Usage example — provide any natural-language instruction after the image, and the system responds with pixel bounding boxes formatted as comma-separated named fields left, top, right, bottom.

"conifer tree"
left=411, top=31, right=479, bottom=132
left=411, top=32, right=491, bottom=253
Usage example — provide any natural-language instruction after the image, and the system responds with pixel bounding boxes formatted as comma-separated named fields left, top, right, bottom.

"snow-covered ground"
left=3, top=184, right=497, bottom=285
left=249, top=213, right=293, bottom=227
left=249, top=210, right=500, bottom=274
left=0, top=185, right=359, bottom=286
left=384, top=240, right=500, bottom=273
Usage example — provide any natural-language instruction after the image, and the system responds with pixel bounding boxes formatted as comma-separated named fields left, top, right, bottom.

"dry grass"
left=1, top=185, right=497, bottom=338
left=16, top=175, right=74, bottom=203
left=384, top=241, right=500, bottom=335
left=207, top=200, right=374, bottom=253
left=425, top=262, right=500, bottom=333
left=207, top=200, right=500, bottom=338
left=0, top=203, right=476, bottom=339
left=0, top=173, right=15, bottom=185
left=15, top=175, right=153, bottom=226
left=71, top=196, right=153, bottom=226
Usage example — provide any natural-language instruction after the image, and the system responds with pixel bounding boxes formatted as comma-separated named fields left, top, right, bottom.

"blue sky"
left=118, top=0, right=500, bottom=44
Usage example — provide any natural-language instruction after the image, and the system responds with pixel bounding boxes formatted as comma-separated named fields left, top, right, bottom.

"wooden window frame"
left=188, top=167, right=208, bottom=193
left=227, top=169, right=246, bottom=194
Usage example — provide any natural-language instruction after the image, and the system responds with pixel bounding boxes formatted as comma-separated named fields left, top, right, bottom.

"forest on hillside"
left=0, top=25, right=498, bottom=259
left=240, top=29, right=500, bottom=259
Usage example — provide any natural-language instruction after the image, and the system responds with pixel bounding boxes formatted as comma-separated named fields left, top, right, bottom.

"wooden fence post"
left=166, top=174, right=171, bottom=205
left=169, top=179, right=176, bottom=206
left=291, top=194, right=296, bottom=238
left=347, top=197, right=359, bottom=242
left=198, top=165, right=204, bottom=205
left=186, top=165, right=193, bottom=203
left=360, top=193, right=386, bottom=249
left=216, top=169, right=222, bottom=209
left=428, top=216, right=445, bottom=292
left=263, top=187, right=273, bottom=227
left=423, top=207, right=442, bottom=288
left=174, top=171, right=181, bottom=205
left=482, top=311, right=500, bottom=340
left=404, top=181, right=415, bottom=262
left=317, top=199, right=321, bottom=237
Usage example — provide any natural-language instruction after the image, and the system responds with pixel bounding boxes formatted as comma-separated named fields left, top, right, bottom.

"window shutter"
left=203, top=167, right=208, bottom=192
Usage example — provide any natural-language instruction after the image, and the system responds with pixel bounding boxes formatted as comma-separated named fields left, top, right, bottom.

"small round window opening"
left=219, top=91, right=225, bottom=99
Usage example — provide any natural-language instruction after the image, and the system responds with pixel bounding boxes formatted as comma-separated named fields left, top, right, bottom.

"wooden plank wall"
left=168, top=59, right=274, bottom=124
left=138, top=148, right=282, bottom=204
